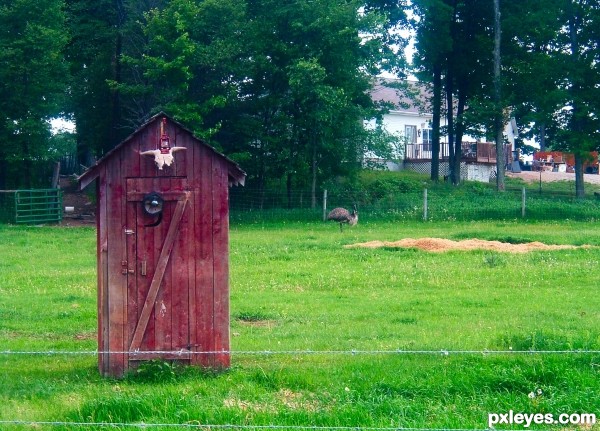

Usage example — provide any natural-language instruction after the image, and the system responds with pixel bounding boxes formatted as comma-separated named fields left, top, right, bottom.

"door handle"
left=141, top=261, right=147, bottom=276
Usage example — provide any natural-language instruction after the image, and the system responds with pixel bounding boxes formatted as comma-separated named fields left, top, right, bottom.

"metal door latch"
left=121, top=260, right=135, bottom=275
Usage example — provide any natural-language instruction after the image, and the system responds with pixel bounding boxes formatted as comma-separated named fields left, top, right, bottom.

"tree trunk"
left=574, top=153, right=584, bottom=198
left=111, top=31, right=122, bottom=149
left=446, top=0, right=458, bottom=184
left=110, top=0, right=125, bottom=149
left=431, top=64, right=442, bottom=182
left=287, top=172, right=293, bottom=209
left=311, top=141, right=317, bottom=209
left=539, top=123, right=546, bottom=151
left=258, top=149, right=266, bottom=210
left=0, top=158, right=6, bottom=189
left=453, top=88, right=467, bottom=185
left=23, top=141, right=32, bottom=189
left=568, top=3, right=584, bottom=198
left=445, top=78, right=455, bottom=183
left=493, top=0, right=505, bottom=191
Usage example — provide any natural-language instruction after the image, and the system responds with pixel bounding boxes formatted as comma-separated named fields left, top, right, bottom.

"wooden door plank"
left=125, top=197, right=139, bottom=353
left=129, top=194, right=189, bottom=351
left=192, top=147, right=214, bottom=367
left=126, top=131, right=141, bottom=178
left=212, top=160, right=231, bottom=368
left=96, top=169, right=109, bottom=375
left=171, top=177, right=190, bottom=355
left=186, top=142, right=198, bottom=365
left=154, top=177, right=173, bottom=353
left=173, top=128, right=187, bottom=177
left=138, top=191, right=156, bottom=353
left=106, top=157, right=127, bottom=377
left=121, top=143, right=140, bottom=373
left=140, top=123, right=159, bottom=178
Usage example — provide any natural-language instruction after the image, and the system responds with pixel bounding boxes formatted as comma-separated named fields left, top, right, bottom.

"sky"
left=50, top=117, right=76, bottom=134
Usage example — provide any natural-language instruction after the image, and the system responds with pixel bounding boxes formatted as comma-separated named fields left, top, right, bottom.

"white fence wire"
left=0, top=420, right=514, bottom=431
left=1, top=349, right=600, bottom=356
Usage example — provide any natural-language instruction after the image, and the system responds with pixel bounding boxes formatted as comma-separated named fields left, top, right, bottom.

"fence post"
left=322, top=189, right=328, bottom=221
left=522, top=187, right=526, bottom=218
left=423, top=188, right=428, bottom=221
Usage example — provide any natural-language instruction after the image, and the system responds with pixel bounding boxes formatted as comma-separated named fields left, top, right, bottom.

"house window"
left=405, top=125, right=417, bottom=144
left=422, top=128, right=432, bottom=152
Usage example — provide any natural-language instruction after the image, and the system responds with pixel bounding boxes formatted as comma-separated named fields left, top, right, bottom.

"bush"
left=324, top=170, right=431, bottom=206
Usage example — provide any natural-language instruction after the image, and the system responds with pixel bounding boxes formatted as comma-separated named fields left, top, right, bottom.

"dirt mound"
left=344, top=238, right=589, bottom=253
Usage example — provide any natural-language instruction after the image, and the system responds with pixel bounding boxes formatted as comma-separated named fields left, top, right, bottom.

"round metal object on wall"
left=142, top=192, right=164, bottom=215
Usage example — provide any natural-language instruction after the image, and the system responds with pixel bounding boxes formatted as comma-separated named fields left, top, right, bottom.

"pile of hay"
left=344, top=238, right=589, bottom=253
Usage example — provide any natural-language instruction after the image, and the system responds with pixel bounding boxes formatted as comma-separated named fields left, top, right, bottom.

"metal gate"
left=0, top=189, right=63, bottom=224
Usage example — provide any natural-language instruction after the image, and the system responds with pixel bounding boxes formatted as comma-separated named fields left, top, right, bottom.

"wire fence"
left=229, top=186, right=600, bottom=224
left=2, top=349, right=600, bottom=356
left=0, top=420, right=516, bottom=431
left=1, top=180, right=599, bottom=225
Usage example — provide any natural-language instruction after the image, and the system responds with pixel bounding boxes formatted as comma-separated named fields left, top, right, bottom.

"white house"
left=366, top=79, right=513, bottom=183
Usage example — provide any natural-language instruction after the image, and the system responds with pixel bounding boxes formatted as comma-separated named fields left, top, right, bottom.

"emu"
left=327, top=205, right=358, bottom=232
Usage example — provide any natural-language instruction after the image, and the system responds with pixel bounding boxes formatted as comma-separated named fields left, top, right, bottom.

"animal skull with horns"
left=140, top=118, right=186, bottom=170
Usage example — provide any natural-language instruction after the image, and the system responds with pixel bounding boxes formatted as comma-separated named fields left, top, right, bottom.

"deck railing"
left=405, top=142, right=510, bottom=164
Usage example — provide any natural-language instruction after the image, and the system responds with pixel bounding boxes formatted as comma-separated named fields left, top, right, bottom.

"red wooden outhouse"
left=79, top=113, right=245, bottom=378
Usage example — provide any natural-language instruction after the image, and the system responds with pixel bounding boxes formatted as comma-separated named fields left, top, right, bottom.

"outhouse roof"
left=78, top=112, right=246, bottom=190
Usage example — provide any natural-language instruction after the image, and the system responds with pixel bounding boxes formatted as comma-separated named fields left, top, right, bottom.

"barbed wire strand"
left=1, top=349, right=599, bottom=356
left=0, top=420, right=518, bottom=431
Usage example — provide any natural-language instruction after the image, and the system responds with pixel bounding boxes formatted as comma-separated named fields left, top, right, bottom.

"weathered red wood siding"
left=84, top=114, right=244, bottom=378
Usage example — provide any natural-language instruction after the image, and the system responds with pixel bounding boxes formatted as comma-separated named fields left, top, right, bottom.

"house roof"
left=370, top=79, right=432, bottom=115
left=78, top=112, right=246, bottom=190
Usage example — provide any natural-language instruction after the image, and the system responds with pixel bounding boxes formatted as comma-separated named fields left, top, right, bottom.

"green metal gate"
left=0, top=189, right=63, bottom=224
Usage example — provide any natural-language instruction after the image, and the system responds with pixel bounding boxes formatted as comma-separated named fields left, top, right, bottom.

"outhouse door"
left=125, top=177, right=192, bottom=361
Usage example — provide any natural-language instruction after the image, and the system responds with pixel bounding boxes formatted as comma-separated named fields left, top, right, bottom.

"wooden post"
left=423, top=188, right=428, bottom=221
left=322, top=189, right=328, bottom=221
left=522, top=187, right=526, bottom=218
left=51, top=161, right=60, bottom=189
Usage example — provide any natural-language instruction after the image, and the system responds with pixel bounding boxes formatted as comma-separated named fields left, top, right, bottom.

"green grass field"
left=1, top=220, right=599, bottom=431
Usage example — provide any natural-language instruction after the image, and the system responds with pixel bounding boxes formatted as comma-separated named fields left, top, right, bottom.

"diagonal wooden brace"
left=129, top=193, right=189, bottom=352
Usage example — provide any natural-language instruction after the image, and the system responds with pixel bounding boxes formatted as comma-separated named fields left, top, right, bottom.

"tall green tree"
left=413, top=0, right=452, bottom=182
left=559, top=0, right=600, bottom=197
left=135, top=0, right=401, bottom=204
left=501, top=0, right=566, bottom=154
left=502, top=0, right=600, bottom=197
left=66, top=0, right=121, bottom=160
left=65, top=0, right=168, bottom=162
left=248, top=0, right=386, bottom=205
left=414, top=0, right=495, bottom=185
left=0, top=0, right=68, bottom=188
left=123, top=0, right=246, bottom=136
